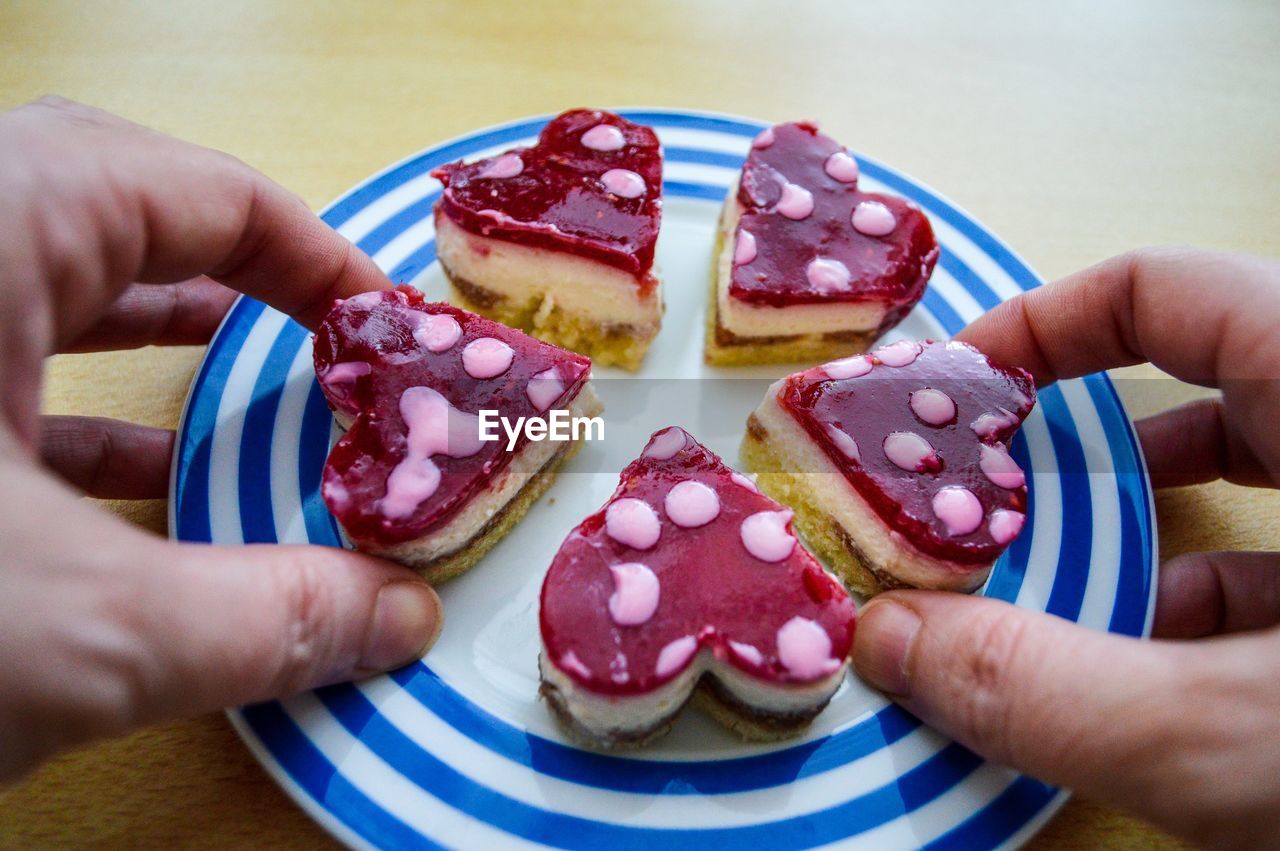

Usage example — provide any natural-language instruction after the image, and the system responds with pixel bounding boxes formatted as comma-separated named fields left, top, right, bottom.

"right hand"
left=852, top=246, right=1280, bottom=849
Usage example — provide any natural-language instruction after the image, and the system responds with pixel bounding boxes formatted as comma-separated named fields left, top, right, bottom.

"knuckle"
left=1124, top=243, right=1177, bottom=269
left=152, top=284, right=186, bottom=342
left=85, top=418, right=116, bottom=494
left=84, top=653, right=156, bottom=737
left=209, top=149, right=260, bottom=198
left=204, top=149, right=257, bottom=195
left=267, top=551, right=339, bottom=694
left=65, top=556, right=169, bottom=736
left=26, top=95, right=112, bottom=128
left=30, top=93, right=79, bottom=113
left=948, top=608, right=1031, bottom=762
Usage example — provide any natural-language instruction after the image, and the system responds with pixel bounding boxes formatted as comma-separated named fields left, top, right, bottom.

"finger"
left=955, top=246, right=1280, bottom=387
left=956, top=246, right=1280, bottom=481
left=1153, top=551, right=1280, bottom=639
left=853, top=593, right=1159, bottom=792
left=40, top=415, right=174, bottom=498
left=123, top=540, right=443, bottom=724
left=0, top=97, right=391, bottom=450
left=0, top=458, right=441, bottom=781
left=852, top=591, right=1280, bottom=840
left=1135, top=397, right=1273, bottom=489
left=2, top=96, right=391, bottom=346
left=62, top=279, right=237, bottom=353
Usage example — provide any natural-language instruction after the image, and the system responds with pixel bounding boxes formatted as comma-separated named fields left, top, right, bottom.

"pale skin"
left=1, top=100, right=1276, bottom=847
left=854, top=247, right=1280, bottom=849
left=0, top=98, right=442, bottom=783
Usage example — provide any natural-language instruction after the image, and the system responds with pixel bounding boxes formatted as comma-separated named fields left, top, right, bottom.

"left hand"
left=0, top=97, right=443, bottom=783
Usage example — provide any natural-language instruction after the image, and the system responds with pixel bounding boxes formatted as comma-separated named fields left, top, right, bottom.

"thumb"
left=121, top=539, right=442, bottom=725
left=850, top=591, right=1271, bottom=829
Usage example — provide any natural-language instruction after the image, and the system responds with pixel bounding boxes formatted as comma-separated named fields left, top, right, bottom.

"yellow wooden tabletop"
left=2, top=0, right=1277, bottom=847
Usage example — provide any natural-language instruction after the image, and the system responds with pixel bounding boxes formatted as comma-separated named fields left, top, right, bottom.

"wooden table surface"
left=2, top=0, right=1277, bottom=847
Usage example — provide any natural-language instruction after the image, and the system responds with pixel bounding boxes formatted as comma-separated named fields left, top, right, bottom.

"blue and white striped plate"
left=170, top=110, right=1157, bottom=849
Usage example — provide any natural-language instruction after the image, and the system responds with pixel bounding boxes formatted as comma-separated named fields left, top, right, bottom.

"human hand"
left=852, top=246, right=1280, bottom=848
left=0, top=98, right=442, bottom=783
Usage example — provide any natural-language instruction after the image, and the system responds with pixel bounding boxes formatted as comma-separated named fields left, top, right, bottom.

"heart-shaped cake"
left=539, top=426, right=856, bottom=748
left=314, top=286, right=601, bottom=583
left=742, top=339, right=1036, bottom=594
left=433, top=108, right=664, bottom=370
left=708, top=121, right=939, bottom=366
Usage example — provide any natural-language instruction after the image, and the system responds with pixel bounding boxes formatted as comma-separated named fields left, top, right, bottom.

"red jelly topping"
left=777, top=340, right=1036, bottom=565
left=732, top=122, right=938, bottom=328
left=540, top=427, right=856, bottom=696
left=313, top=286, right=591, bottom=547
left=433, top=109, right=663, bottom=284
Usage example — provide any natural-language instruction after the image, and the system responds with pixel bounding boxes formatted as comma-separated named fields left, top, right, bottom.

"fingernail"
left=853, top=600, right=921, bottom=697
left=361, top=581, right=443, bottom=671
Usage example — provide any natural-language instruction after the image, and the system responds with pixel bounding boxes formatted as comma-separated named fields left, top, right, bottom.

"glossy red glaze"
left=313, top=286, right=591, bottom=547
left=731, top=122, right=938, bottom=328
left=433, top=109, right=663, bottom=284
left=778, top=340, right=1036, bottom=565
left=540, top=427, right=856, bottom=696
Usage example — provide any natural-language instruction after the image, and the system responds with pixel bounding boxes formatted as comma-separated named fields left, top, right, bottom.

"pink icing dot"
left=752, top=127, right=775, bottom=148
left=380, top=387, right=485, bottom=519
left=323, top=361, right=371, bottom=383
left=910, top=388, right=957, bottom=426
left=989, top=509, right=1026, bottom=545
left=875, top=340, right=922, bottom=367
left=823, top=355, right=874, bottom=380
left=526, top=367, right=565, bottom=412
left=824, top=424, right=861, bottom=463
left=322, top=478, right=350, bottom=510
left=883, top=431, right=938, bottom=472
left=852, top=200, right=896, bottom=236
left=610, top=651, right=629, bottom=682
left=777, top=182, right=815, bottom=220
left=731, top=472, right=759, bottom=493
left=734, top=229, right=757, bottom=265
left=605, top=498, right=661, bottom=550
left=655, top=635, right=698, bottom=678
left=806, top=257, right=852, bottom=292
left=979, top=444, right=1026, bottom=489
left=479, top=153, right=523, bottom=179
left=971, top=407, right=1019, bottom=439
left=601, top=168, right=646, bottom=199
left=643, top=427, right=687, bottom=460
left=932, top=486, right=984, bottom=536
left=728, top=640, right=764, bottom=668
left=581, top=123, right=625, bottom=151
left=776, top=617, right=840, bottom=680
left=740, top=510, right=796, bottom=562
left=462, top=337, right=515, bottom=379
left=412, top=313, right=462, bottom=353
left=824, top=150, right=860, bottom=183
left=607, top=562, right=660, bottom=626
left=664, top=480, right=721, bottom=528
left=560, top=650, right=592, bottom=679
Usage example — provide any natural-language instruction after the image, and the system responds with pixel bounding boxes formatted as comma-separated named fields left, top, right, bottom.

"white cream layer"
left=715, top=180, right=887, bottom=338
left=540, top=643, right=847, bottom=741
left=752, top=382, right=991, bottom=592
left=351, top=384, right=603, bottom=565
left=435, top=213, right=661, bottom=329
